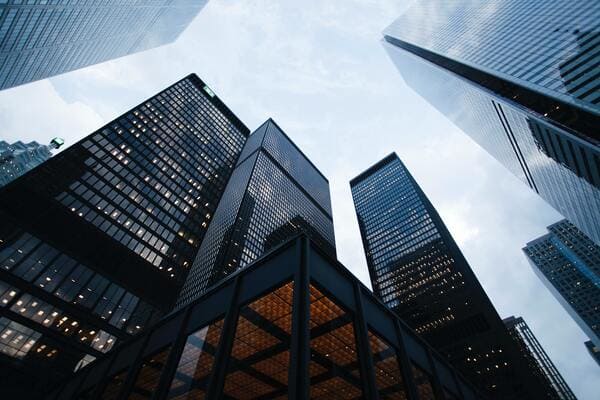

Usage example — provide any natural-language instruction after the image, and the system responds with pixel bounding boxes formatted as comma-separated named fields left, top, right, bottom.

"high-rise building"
left=523, top=219, right=600, bottom=360
left=0, top=1, right=207, bottom=90
left=382, top=0, right=600, bottom=245
left=350, top=153, right=548, bottom=399
left=44, top=236, right=483, bottom=400
left=503, top=316, right=577, bottom=400
left=177, top=118, right=336, bottom=308
left=0, top=73, right=248, bottom=397
left=0, top=137, right=63, bottom=187
left=585, top=340, right=600, bottom=367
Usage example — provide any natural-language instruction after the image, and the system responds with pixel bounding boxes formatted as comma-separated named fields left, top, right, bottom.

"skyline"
left=0, top=1, right=597, bottom=398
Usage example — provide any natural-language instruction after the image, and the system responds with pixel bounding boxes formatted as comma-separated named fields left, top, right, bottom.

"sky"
left=0, top=1, right=598, bottom=398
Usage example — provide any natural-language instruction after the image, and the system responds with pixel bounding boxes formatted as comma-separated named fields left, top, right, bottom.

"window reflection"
left=411, top=363, right=436, bottom=399
left=309, top=284, right=363, bottom=399
left=129, top=346, right=172, bottom=399
left=368, top=330, right=407, bottom=399
left=166, top=318, right=224, bottom=399
left=222, top=281, right=293, bottom=399
left=100, top=370, right=128, bottom=400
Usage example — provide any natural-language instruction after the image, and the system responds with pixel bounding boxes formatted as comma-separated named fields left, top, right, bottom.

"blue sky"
left=0, top=1, right=597, bottom=398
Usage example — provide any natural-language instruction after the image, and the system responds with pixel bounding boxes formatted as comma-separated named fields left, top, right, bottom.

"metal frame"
left=49, top=236, right=483, bottom=399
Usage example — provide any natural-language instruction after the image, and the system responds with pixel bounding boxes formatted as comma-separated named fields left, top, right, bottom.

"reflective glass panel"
left=309, top=284, right=363, bottom=399
left=101, top=370, right=128, bottom=400
left=368, top=330, right=407, bottom=399
left=166, top=318, right=224, bottom=399
left=222, top=281, right=293, bottom=399
left=412, top=363, right=436, bottom=399
left=128, top=346, right=172, bottom=399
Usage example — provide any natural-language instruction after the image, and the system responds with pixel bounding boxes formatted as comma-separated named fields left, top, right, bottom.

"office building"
left=0, top=1, right=207, bottom=90
left=382, top=0, right=600, bottom=245
left=177, top=118, right=336, bottom=308
left=45, top=236, right=483, bottom=400
left=0, top=73, right=248, bottom=397
left=503, top=316, right=576, bottom=400
left=585, top=340, right=600, bottom=367
left=0, top=137, right=63, bottom=187
left=524, top=219, right=600, bottom=358
left=351, top=153, right=548, bottom=398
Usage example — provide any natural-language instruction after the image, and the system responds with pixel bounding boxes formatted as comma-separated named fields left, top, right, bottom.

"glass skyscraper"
left=0, top=137, right=63, bottom=187
left=0, top=0, right=207, bottom=90
left=503, top=316, right=577, bottom=400
left=524, top=219, right=600, bottom=361
left=177, top=118, right=336, bottom=309
left=0, top=73, right=248, bottom=397
left=382, top=0, right=600, bottom=245
left=351, top=153, right=549, bottom=399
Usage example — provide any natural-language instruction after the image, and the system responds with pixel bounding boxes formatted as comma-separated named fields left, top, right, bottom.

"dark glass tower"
left=0, top=74, right=248, bottom=396
left=503, top=316, right=577, bottom=400
left=585, top=340, right=600, bottom=367
left=0, top=1, right=207, bottom=90
left=524, top=219, right=600, bottom=359
left=0, top=137, right=63, bottom=187
left=382, top=0, right=600, bottom=245
left=350, top=153, right=548, bottom=399
left=177, top=118, right=336, bottom=308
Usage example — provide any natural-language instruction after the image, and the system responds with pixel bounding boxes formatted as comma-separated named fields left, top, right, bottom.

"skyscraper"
left=177, top=118, right=336, bottom=308
left=351, top=153, right=548, bottom=399
left=0, top=73, right=248, bottom=397
left=503, top=316, right=577, bottom=400
left=0, top=1, right=207, bottom=90
left=585, top=340, right=600, bottom=367
left=523, top=219, right=600, bottom=361
left=44, top=236, right=483, bottom=400
left=382, top=0, right=600, bottom=245
left=0, top=137, right=63, bottom=187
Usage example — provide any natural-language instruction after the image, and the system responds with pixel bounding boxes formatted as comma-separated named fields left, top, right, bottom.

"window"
left=411, top=363, right=436, bottom=399
left=129, top=346, right=172, bottom=399
left=222, top=281, right=293, bottom=398
left=368, top=330, right=407, bottom=399
left=166, top=318, right=224, bottom=399
left=309, top=284, right=363, bottom=398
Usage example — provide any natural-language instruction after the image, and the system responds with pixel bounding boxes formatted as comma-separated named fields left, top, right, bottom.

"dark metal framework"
left=47, top=236, right=483, bottom=400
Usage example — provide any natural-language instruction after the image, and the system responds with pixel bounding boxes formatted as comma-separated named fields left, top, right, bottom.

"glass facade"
left=0, top=73, right=249, bottom=397
left=524, top=219, right=600, bottom=351
left=585, top=340, right=600, bottom=367
left=0, top=138, right=62, bottom=187
left=351, top=154, right=551, bottom=399
left=0, top=0, right=207, bottom=89
left=177, top=119, right=335, bottom=308
left=503, top=316, right=576, bottom=400
left=46, top=236, right=482, bottom=400
left=383, top=0, right=600, bottom=246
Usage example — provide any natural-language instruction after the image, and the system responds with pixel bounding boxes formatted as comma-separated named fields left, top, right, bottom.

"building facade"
left=177, top=118, right=336, bottom=308
left=523, top=219, right=600, bottom=358
left=503, top=316, right=577, bottom=400
left=382, top=0, right=600, bottom=245
left=45, top=236, right=483, bottom=400
left=0, top=0, right=207, bottom=90
left=351, top=153, right=548, bottom=399
left=0, top=137, right=63, bottom=187
left=0, top=73, right=248, bottom=397
left=584, top=340, right=600, bottom=367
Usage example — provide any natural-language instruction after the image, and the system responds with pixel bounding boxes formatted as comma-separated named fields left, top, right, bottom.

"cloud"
left=0, top=79, right=103, bottom=150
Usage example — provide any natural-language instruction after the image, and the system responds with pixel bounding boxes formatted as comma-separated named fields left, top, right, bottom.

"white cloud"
left=0, top=79, right=103, bottom=149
